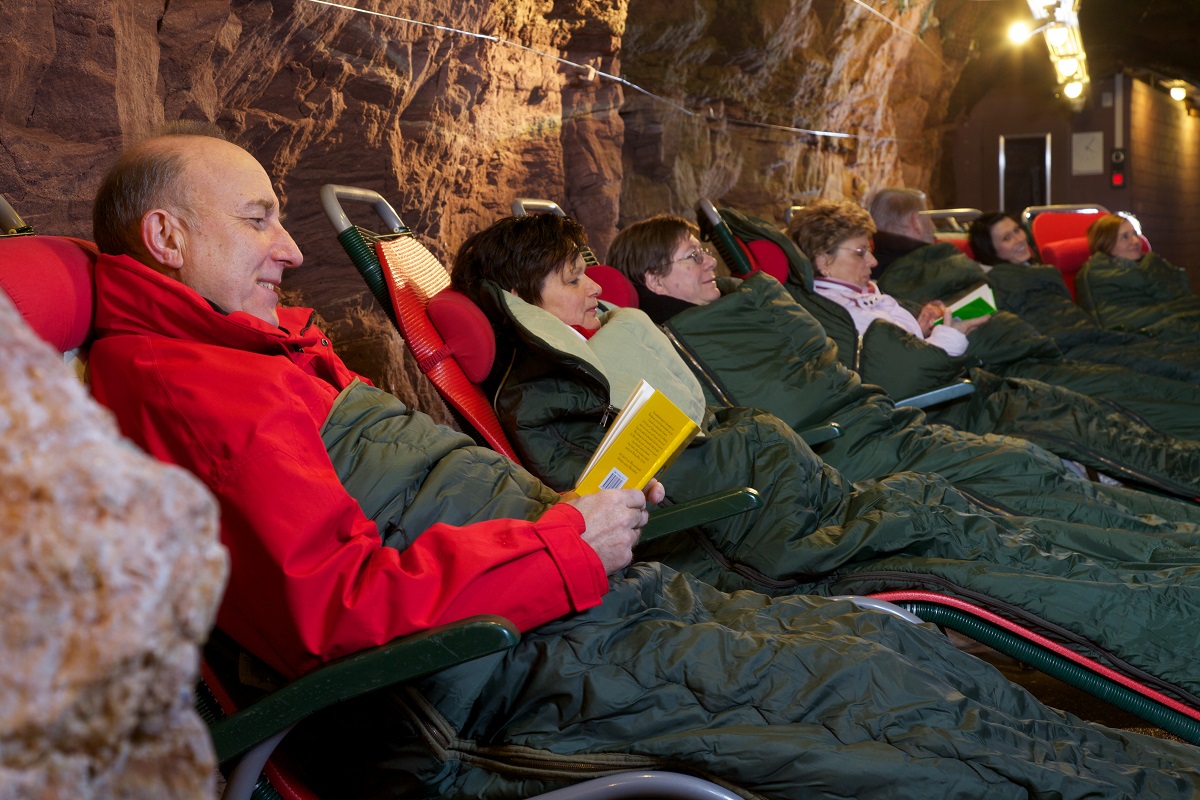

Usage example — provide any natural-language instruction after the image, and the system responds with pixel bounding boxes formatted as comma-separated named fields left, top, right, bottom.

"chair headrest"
left=744, top=239, right=789, bottom=283
left=1040, top=236, right=1091, bottom=275
left=0, top=235, right=99, bottom=352
left=586, top=264, right=639, bottom=308
left=426, top=289, right=496, bottom=383
left=938, top=235, right=975, bottom=260
left=1031, top=211, right=1104, bottom=248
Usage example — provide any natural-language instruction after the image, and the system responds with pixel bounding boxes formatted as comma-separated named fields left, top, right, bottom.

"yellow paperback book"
left=574, top=380, right=700, bottom=495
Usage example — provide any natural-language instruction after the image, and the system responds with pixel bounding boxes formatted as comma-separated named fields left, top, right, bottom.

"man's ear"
left=644, top=270, right=667, bottom=295
left=140, top=209, right=187, bottom=271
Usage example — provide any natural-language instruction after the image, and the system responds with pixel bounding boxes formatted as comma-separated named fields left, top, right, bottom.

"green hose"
left=902, top=601, right=1200, bottom=743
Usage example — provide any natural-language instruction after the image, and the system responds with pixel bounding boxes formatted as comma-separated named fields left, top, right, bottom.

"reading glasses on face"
left=670, top=246, right=715, bottom=266
left=834, top=246, right=870, bottom=259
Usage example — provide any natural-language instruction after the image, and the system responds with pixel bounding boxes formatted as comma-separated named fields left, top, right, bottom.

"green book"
left=934, top=283, right=996, bottom=324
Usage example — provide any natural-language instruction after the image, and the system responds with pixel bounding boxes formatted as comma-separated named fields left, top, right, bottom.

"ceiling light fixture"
left=1045, top=25, right=1069, bottom=47
left=1056, top=57, right=1079, bottom=79
left=1013, top=0, right=1089, bottom=106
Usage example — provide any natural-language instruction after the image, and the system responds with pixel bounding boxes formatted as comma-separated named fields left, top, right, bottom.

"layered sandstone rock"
left=0, top=0, right=989, bottom=417
left=0, top=292, right=228, bottom=798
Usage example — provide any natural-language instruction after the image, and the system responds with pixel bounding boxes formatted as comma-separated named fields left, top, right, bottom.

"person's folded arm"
left=215, top=443, right=607, bottom=678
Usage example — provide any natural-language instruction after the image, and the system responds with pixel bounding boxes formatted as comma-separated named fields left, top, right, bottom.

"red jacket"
left=88, top=254, right=607, bottom=677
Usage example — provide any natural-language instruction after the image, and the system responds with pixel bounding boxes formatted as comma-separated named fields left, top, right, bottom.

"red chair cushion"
left=938, top=235, right=975, bottom=260
left=1040, top=237, right=1091, bottom=275
left=426, top=289, right=496, bottom=383
left=586, top=264, right=639, bottom=308
left=1030, top=211, right=1105, bottom=250
left=744, top=239, right=789, bottom=283
left=0, top=235, right=98, bottom=351
left=1039, top=236, right=1092, bottom=299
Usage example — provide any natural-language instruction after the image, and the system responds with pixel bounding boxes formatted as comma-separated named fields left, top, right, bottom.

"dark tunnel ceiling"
left=1078, top=0, right=1200, bottom=85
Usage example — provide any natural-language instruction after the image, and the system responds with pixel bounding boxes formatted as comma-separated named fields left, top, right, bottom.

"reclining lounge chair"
left=0, top=230, right=751, bottom=800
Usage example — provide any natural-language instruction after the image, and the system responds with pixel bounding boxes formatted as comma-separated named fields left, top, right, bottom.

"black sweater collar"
left=634, top=283, right=699, bottom=324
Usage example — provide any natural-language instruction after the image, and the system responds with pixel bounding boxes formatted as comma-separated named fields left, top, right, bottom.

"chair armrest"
left=895, top=380, right=975, bottom=409
left=641, top=487, right=762, bottom=543
left=208, top=615, right=520, bottom=766
left=533, top=770, right=743, bottom=800
left=799, top=422, right=841, bottom=446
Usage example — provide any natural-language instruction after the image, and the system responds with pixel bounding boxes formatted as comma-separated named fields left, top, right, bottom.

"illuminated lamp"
left=1063, top=81, right=1084, bottom=99
left=1045, top=25, right=1069, bottom=47
left=1170, top=86, right=1187, bottom=102
left=1056, top=57, right=1080, bottom=79
left=1008, top=22, right=1032, bottom=44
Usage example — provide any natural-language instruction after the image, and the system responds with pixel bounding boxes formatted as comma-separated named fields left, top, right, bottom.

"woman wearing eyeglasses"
left=799, top=201, right=989, bottom=356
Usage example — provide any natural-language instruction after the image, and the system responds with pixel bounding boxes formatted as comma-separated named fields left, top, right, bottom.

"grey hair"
left=867, top=187, right=928, bottom=234
left=92, top=121, right=228, bottom=256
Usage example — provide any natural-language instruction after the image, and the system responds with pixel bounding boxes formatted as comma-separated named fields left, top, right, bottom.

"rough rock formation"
left=0, top=292, right=228, bottom=797
left=0, top=0, right=987, bottom=419
left=618, top=0, right=980, bottom=226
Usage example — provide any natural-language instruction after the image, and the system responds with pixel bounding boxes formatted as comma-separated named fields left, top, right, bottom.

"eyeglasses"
left=670, top=246, right=715, bottom=266
left=833, top=246, right=871, bottom=259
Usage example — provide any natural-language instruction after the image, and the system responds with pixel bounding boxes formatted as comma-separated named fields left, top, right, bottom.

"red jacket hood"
left=94, top=253, right=323, bottom=353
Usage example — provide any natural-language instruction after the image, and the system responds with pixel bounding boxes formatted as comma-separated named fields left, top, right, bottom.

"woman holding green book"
left=803, top=200, right=991, bottom=355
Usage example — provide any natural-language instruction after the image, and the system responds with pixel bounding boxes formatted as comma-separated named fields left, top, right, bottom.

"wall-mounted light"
left=1170, top=86, right=1187, bottom=102
left=1063, top=81, right=1084, bottom=99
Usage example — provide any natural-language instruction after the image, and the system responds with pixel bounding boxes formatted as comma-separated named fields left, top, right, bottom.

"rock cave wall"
left=1, top=0, right=986, bottom=417
left=0, top=280, right=228, bottom=797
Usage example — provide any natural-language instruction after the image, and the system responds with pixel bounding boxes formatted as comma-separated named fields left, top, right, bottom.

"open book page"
left=575, top=380, right=700, bottom=495
left=933, top=283, right=996, bottom=324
